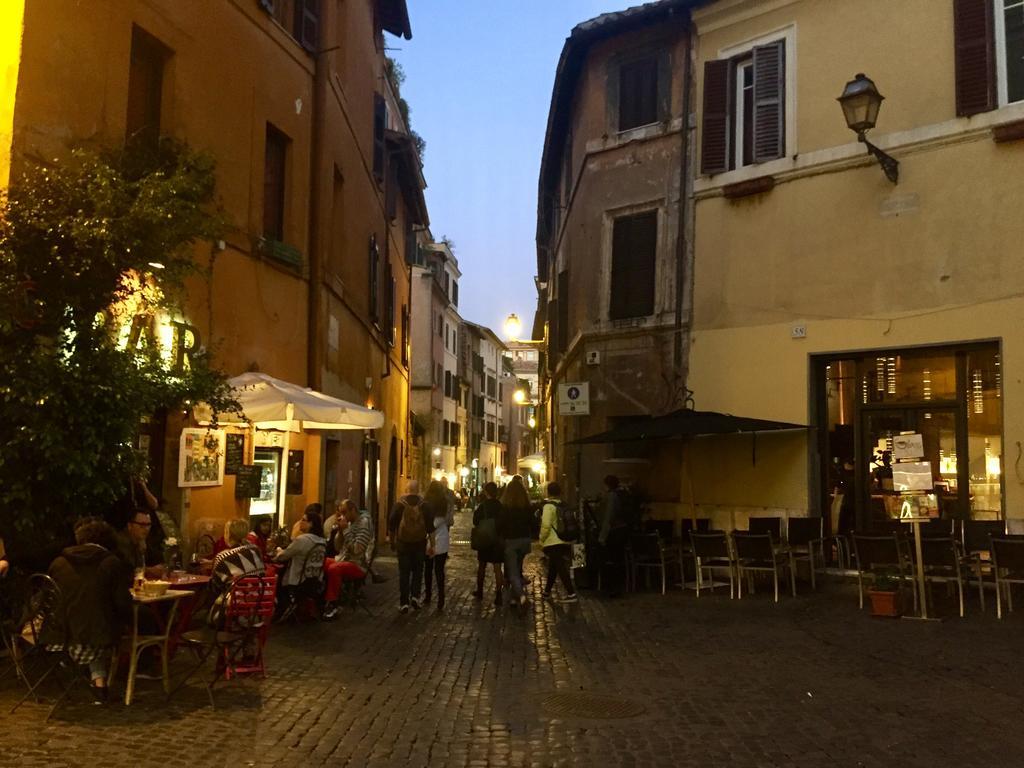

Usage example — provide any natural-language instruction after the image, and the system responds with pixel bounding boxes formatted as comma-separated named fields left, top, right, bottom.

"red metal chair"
left=171, top=574, right=276, bottom=705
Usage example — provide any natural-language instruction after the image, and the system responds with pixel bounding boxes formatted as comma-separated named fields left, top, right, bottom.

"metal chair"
left=689, top=531, right=735, bottom=598
left=826, top=493, right=851, bottom=569
left=961, top=520, right=1005, bottom=611
left=629, top=533, right=673, bottom=595
left=279, top=543, right=326, bottom=622
left=748, top=517, right=782, bottom=538
left=731, top=531, right=796, bottom=602
left=786, top=517, right=824, bottom=590
left=918, top=537, right=975, bottom=618
left=852, top=533, right=917, bottom=612
left=920, top=518, right=956, bottom=538
left=173, top=574, right=277, bottom=705
left=990, top=535, right=1024, bottom=619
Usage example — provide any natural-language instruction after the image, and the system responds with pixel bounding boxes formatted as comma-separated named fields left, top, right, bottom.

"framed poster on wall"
left=178, top=428, right=226, bottom=488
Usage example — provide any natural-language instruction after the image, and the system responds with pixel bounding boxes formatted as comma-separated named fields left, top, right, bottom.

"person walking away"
left=539, top=482, right=578, bottom=603
left=599, top=475, right=629, bottom=596
left=472, top=482, right=505, bottom=605
left=41, top=519, right=131, bottom=700
left=423, top=481, right=454, bottom=611
left=388, top=481, right=435, bottom=613
left=498, top=475, right=534, bottom=608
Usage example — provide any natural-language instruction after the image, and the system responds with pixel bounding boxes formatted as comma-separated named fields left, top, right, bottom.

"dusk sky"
left=393, top=1, right=635, bottom=339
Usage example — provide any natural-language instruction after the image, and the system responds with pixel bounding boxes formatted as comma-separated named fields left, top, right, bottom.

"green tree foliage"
left=0, top=140, right=238, bottom=564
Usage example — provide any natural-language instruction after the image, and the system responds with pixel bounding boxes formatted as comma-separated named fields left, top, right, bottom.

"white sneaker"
left=399, top=604, right=410, bottom=614
left=410, top=597, right=422, bottom=610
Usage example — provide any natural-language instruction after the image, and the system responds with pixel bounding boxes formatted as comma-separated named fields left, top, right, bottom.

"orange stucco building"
left=2, top=0, right=423, bottom=545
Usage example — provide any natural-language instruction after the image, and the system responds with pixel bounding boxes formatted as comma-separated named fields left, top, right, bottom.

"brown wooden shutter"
left=368, top=236, right=380, bottom=321
left=295, top=0, right=320, bottom=54
left=373, top=93, right=387, bottom=181
left=610, top=212, right=657, bottom=320
left=700, top=60, right=730, bottom=175
left=954, top=0, right=996, bottom=116
left=752, top=41, right=785, bottom=163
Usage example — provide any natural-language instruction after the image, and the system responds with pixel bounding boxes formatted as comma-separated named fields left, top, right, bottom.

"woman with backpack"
left=422, top=480, right=454, bottom=611
left=471, top=481, right=505, bottom=606
left=388, top=480, right=435, bottom=613
left=497, top=475, right=534, bottom=608
left=539, top=482, right=579, bottom=603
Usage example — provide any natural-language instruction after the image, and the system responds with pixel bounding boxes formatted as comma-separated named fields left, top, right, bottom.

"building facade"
left=686, top=0, right=1023, bottom=532
left=535, top=1, right=695, bottom=505
left=3, top=0, right=422, bottom=544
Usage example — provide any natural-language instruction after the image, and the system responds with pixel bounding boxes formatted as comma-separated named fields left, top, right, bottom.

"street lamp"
left=513, top=388, right=527, bottom=405
left=503, top=313, right=522, bottom=341
left=837, top=73, right=899, bottom=184
left=528, top=416, right=537, bottom=429
left=432, top=447, right=441, bottom=458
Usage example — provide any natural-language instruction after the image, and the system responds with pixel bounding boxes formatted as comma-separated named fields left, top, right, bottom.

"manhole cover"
left=541, top=692, right=647, bottom=720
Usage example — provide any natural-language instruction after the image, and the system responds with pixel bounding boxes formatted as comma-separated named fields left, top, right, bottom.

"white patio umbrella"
left=196, top=372, right=384, bottom=431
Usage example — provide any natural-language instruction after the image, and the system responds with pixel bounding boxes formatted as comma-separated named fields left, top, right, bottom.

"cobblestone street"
left=3, top=511, right=1024, bottom=768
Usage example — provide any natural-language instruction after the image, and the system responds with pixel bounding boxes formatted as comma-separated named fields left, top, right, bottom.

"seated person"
left=273, top=507, right=326, bottom=619
left=322, top=500, right=373, bottom=618
left=41, top=519, right=131, bottom=698
left=246, top=516, right=274, bottom=561
left=211, top=519, right=266, bottom=594
left=115, top=507, right=165, bottom=580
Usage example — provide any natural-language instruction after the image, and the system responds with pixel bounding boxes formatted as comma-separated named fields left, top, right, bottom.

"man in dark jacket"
left=472, top=482, right=505, bottom=605
left=387, top=480, right=435, bottom=613
left=42, top=519, right=132, bottom=694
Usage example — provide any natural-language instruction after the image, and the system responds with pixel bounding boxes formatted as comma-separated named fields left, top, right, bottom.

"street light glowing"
left=513, top=389, right=527, bottom=404
left=459, top=466, right=470, bottom=478
left=532, top=462, right=546, bottom=474
left=528, top=416, right=537, bottom=429
left=503, top=313, right=522, bottom=340
left=432, top=447, right=441, bottom=457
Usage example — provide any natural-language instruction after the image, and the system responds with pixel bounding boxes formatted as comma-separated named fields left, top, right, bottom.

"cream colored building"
left=687, top=0, right=1024, bottom=532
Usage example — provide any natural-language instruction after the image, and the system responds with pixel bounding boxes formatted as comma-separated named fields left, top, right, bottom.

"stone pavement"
left=3, top=510, right=1024, bottom=768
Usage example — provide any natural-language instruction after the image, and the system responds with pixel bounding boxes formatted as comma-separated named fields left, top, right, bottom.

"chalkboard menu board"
left=224, top=434, right=245, bottom=475
left=235, top=465, right=263, bottom=499
left=286, top=450, right=304, bottom=495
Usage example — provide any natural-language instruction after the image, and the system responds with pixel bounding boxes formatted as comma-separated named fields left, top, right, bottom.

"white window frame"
left=718, top=24, right=798, bottom=165
left=734, top=58, right=754, bottom=169
left=995, top=0, right=1024, bottom=106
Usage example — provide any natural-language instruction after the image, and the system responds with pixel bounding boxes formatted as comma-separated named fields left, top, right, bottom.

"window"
left=444, top=370, right=453, bottom=398
left=385, top=262, right=396, bottom=345
left=701, top=40, right=785, bottom=174
left=995, top=0, right=1024, bottom=105
left=486, top=376, right=497, bottom=399
left=452, top=281, right=459, bottom=307
left=259, top=0, right=319, bottom=53
left=373, top=93, right=387, bottom=182
left=368, top=235, right=380, bottom=322
left=618, top=55, right=660, bottom=131
left=609, top=211, right=657, bottom=321
left=437, top=314, right=443, bottom=338
left=445, top=323, right=450, bottom=349
left=485, top=420, right=496, bottom=443
left=126, top=26, right=169, bottom=144
left=400, top=305, right=409, bottom=366
left=263, top=124, right=290, bottom=241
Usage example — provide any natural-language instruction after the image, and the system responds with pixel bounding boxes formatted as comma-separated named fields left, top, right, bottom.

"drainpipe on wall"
left=673, top=16, right=695, bottom=386
left=306, top=6, right=331, bottom=391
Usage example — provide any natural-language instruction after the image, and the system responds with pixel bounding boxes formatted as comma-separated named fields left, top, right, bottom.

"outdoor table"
left=118, top=589, right=191, bottom=705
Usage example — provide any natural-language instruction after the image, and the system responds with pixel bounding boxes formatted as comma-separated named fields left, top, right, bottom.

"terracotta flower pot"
left=867, top=589, right=902, bottom=617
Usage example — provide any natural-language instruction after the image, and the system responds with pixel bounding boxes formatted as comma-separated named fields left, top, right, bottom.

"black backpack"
left=550, top=500, right=581, bottom=542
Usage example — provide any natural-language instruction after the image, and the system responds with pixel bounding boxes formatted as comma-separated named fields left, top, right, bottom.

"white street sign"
left=558, top=382, right=590, bottom=416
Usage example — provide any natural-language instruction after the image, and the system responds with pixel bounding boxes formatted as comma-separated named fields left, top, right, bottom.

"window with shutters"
left=126, top=26, right=170, bottom=145
left=618, top=55, right=661, bottom=131
left=385, top=263, right=396, bottom=345
left=444, top=370, right=452, bottom=398
left=368, top=235, right=380, bottom=323
left=263, top=124, right=290, bottom=242
left=400, top=305, right=409, bottom=366
left=259, top=0, right=319, bottom=54
left=373, top=93, right=387, bottom=183
left=701, top=38, right=788, bottom=175
left=609, top=211, right=657, bottom=321
left=995, top=0, right=1024, bottom=105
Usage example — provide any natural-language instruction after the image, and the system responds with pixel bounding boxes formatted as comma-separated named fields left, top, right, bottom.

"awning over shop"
left=568, top=409, right=806, bottom=445
left=197, top=372, right=384, bottom=432
left=517, top=453, right=547, bottom=469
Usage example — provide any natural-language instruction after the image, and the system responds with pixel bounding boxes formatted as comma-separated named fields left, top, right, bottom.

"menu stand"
left=900, top=514, right=940, bottom=622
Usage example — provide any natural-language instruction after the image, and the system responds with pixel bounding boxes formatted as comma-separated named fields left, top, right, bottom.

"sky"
left=392, top=1, right=638, bottom=339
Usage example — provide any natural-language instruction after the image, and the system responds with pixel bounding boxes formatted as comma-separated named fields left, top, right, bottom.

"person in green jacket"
left=539, top=482, right=578, bottom=603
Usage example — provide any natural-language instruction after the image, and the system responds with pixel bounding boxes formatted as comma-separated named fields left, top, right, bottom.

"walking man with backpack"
left=539, top=482, right=578, bottom=603
left=388, top=480, right=435, bottom=613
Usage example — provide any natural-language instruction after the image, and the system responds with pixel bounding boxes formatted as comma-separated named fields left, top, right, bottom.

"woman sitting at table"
left=273, top=507, right=326, bottom=620
left=41, top=518, right=131, bottom=699
left=246, top=516, right=274, bottom=561
left=211, top=519, right=266, bottom=594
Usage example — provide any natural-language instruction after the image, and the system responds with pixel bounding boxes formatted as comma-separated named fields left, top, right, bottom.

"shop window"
left=701, top=40, right=785, bottom=174
left=263, top=124, right=290, bottom=242
left=126, top=26, right=170, bottom=145
left=609, top=211, right=657, bottom=321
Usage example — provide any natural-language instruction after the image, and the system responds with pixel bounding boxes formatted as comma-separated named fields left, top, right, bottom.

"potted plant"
left=867, top=570, right=903, bottom=617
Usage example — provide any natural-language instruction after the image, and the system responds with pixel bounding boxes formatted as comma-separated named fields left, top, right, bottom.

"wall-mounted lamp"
left=837, top=73, right=899, bottom=184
